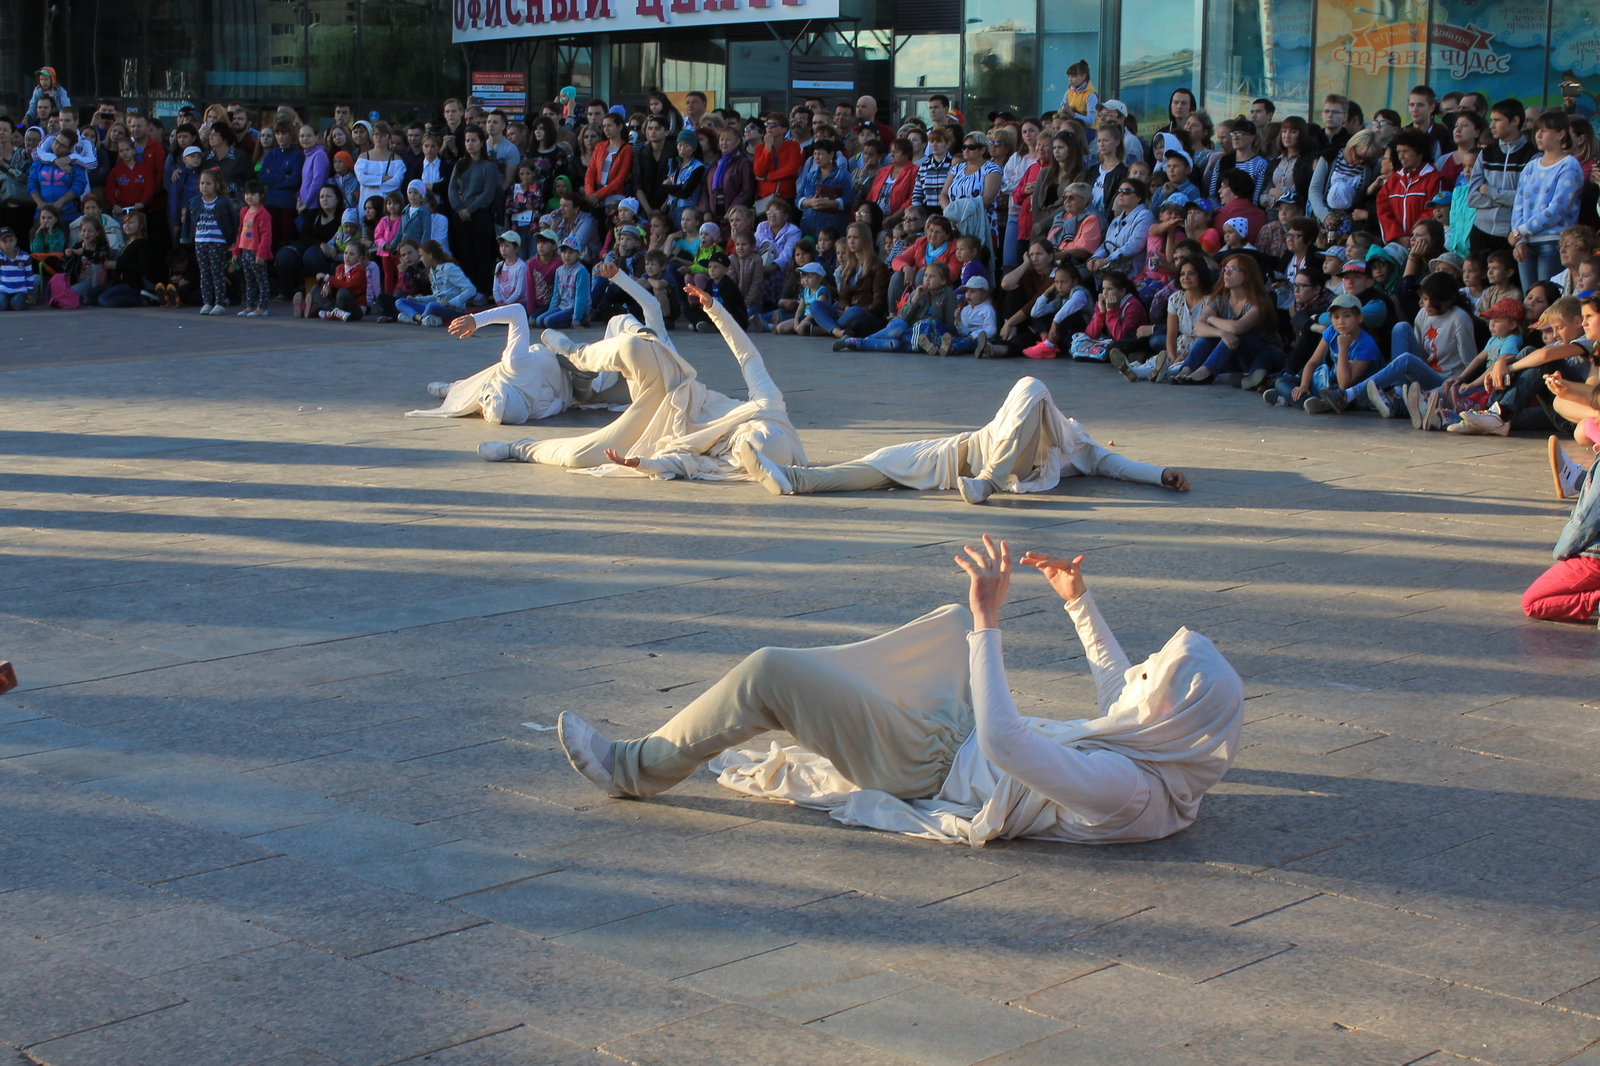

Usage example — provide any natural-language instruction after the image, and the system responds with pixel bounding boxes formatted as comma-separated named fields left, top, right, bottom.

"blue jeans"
left=1365, top=351, right=1445, bottom=393
left=0, top=292, right=28, bottom=310
left=805, top=300, right=840, bottom=330
left=1183, top=334, right=1286, bottom=375
left=1274, top=363, right=1342, bottom=408
left=855, top=317, right=914, bottom=352
left=396, top=298, right=463, bottom=322
left=1518, top=240, right=1562, bottom=294
left=535, top=306, right=575, bottom=328
left=1002, top=216, right=1021, bottom=270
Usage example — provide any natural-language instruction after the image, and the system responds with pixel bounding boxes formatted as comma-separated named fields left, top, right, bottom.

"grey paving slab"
left=807, top=984, right=1071, bottom=1066
left=0, top=958, right=184, bottom=1048
left=24, top=1001, right=301, bottom=1066
left=4, top=314, right=1600, bottom=1065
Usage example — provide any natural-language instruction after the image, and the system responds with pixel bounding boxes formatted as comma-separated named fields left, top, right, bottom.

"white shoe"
left=734, top=440, right=792, bottom=496
left=421, top=314, right=443, bottom=327
left=1551, top=436, right=1586, bottom=499
left=237, top=309, right=252, bottom=316
left=208, top=303, right=227, bottom=315
left=1461, top=409, right=1509, bottom=436
left=477, top=441, right=513, bottom=461
left=1401, top=382, right=1424, bottom=429
left=1444, top=416, right=1482, bottom=434
left=557, top=712, right=624, bottom=798
left=541, top=328, right=576, bottom=355
left=1365, top=378, right=1395, bottom=418
left=958, top=476, right=993, bottom=505
left=199, top=304, right=215, bottom=315
left=1421, top=389, right=1443, bottom=431
left=426, top=381, right=453, bottom=398
left=397, top=312, right=415, bottom=324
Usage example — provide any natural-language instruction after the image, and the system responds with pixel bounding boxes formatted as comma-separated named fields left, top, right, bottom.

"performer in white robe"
left=556, top=538, right=1244, bottom=847
left=477, top=281, right=808, bottom=480
left=404, top=302, right=576, bottom=425
left=735, top=376, right=1189, bottom=504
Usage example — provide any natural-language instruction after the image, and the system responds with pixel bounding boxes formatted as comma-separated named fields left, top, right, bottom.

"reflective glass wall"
left=1205, top=0, right=1313, bottom=118
left=1117, top=0, right=1200, bottom=128
left=963, top=0, right=1037, bottom=119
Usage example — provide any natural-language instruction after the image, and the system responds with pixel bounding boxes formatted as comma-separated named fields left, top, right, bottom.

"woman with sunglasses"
left=939, top=132, right=1004, bottom=251
left=1087, top=177, right=1153, bottom=278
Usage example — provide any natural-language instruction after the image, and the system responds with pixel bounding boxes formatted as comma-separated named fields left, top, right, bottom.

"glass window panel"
left=661, top=35, right=726, bottom=106
left=964, top=0, right=1036, bottom=118
left=727, top=40, right=789, bottom=107
left=893, top=34, right=960, bottom=89
left=1040, top=0, right=1100, bottom=118
left=363, top=0, right=459, bottom=105
left=1312, top=0, right=1425, bottom=115
left=1425, top=0, right=1548, bottom=110
left=611, top=41, right=661, bottom=100
left=1204, top=0, right=1312, bottom=119
left=1118, top=0, right=1198, bottom=129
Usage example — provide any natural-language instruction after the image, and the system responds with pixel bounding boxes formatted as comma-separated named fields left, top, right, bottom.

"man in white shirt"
left=682, top=91, right=708, bottom=131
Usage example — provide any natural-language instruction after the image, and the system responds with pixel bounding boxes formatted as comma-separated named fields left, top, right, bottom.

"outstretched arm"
left=1021, top=551, right=1130, bottom=716
left=449, top=302, right=531, bottom=369
left=959, top=539, right=1147, bottom=822
left=598, top=263, right=670, bottom=338
left=683, top=283, right=784, bottom=409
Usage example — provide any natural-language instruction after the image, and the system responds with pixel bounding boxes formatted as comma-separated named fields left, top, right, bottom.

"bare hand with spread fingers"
left=954, top=534, right=1011, bottom=630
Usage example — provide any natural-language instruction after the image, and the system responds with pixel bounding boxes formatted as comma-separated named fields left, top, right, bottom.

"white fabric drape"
left=404, top=303, right=572, bottom=424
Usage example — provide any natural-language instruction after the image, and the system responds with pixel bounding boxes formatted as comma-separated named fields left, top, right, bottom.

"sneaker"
left=1444, top=416, right=1481, bottom=434
left=237, top=308, right=252, bottom=316
left=1461, top=409, right=1509, bottom=436
left=938, top=333, right=954, bottom=357
left=958, top=476, right=994, bottom=505
left=332, top=308, right=350, bottom=322
left=1551, top=436, right=1586, bottom=499
left=1303, top=396, right=1334, bottom=414
left=426, top=381, right=453, bottom=398
left=199, top=304, right=215, bottom=315
left=477, top=441, right=513, bottom=461
left=396, top=312, right=414, bottom=324
left=1316, top=387, right=1349, bottom=413
left=541, top=328, right=576, bottom=354
left=1023, top=340, right=1057, bottom=359
left=1108, top=348, right=1137, bottom=382
left=1240, top=368, right=1269, bottom=391
left=1365, top=379, right=1395, bottom=417
left=1149, top=351, right=1170, bottom=382
left=318, top=310, right=332, bottom=320
left=1264, top=390, right=1289, bottom=407
left=1421, top=389, right=1443, bottom=431
left=832, top=338, right=852, bottom=352
left=292, top=293, right=305, bottom=317
left=916, top=330, right=938, bottom=354
left=694, top=321, right=714, bottom=333
left=1401, top=382, right=1424, bottom=428
left=556, top=712, right=624, bottom=799
left=972, top=332, right=991, bottom=359
left=734, top=440, right=792, bottom=496
left=420, top=314, right=443, bottom=327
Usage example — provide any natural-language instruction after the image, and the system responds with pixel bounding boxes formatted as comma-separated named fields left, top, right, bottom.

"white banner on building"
left=450, top=0, right=840, bottom=42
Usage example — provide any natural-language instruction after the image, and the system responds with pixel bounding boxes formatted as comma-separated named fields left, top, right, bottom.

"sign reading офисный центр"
left=450, top=0, right=839, bottom=42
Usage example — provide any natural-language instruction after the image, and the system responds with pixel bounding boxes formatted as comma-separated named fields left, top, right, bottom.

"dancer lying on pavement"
left=477, top=279, right=808, bottom=480
left=733, top=376, right=1189, bottom=504
left=555, top=536, right=1245, bottom=847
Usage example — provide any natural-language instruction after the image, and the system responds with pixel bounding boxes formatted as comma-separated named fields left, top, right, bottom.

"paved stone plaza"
left=2, top=308, right=1599, bottom=1066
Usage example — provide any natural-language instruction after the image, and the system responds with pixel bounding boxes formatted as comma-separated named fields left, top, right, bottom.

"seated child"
left=940, top=273, right=999, bottom=357
left=772, top=261, right=830, bottom=335
left=686, top=252, right=749, bottom=333
left=835, top=260, right=958, bottom=353
left=1272, top=293, right=1378, bottom=411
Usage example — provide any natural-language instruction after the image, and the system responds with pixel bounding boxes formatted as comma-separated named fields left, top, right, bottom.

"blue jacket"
left=168, top=164, right=202, bottom=223
left=27, top=160, right=88, bottom=221
left=258, top=147, right=304, bottom=210
left=181, top=194, right=239, bottom=246
left=1554, top=455, right=1600, bottom=561
left=428, top=261, right=476, bottom=308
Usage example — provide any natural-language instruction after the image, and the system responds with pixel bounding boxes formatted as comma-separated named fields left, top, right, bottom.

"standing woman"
left=870, top=137, right=920, bottom=236
left=577, top=125, right=602, bottom=180
left=449, top=126, right=501, bottom=298
left=1439, top=110, right=1484, bottom=191
left=350, top=120, right=375, bottom=158
left=1183, top=111, right=1216, bottom=175
left=585, top=112, right=633, bottom=209
left=258, top=122, right=304, bottom=256
left=1264, top=116, right=1315, bottom=211
left=913, top=126, right=957, bottom=208
left=529, top=117, right=572, bottom=206
left=355, top=121, right=406, bottom=209
left=1509, top=111, right=1584, bottom=292
left=797, top=138, right=852, bottom=238
left=701, top=127, right=753, bottom=234
left=203, top=123, right=250, bottom=199
left=940, top=132, right=1003, bottom=249
left=323, top=125, right=352, bottom=158
left=1175, top=254, right=1285, bottom=386
left=296, top=125, right=329, bottom=211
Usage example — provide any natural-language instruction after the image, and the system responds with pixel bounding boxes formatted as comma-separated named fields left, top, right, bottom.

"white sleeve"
left=1091, top=451, right=1166, bottom=485
left=707, top=300, right=783, bottom=410
left=470, top=303, right=531, bottom=368
left=1063, top=591, right=1131, bottom=714
left=606, top=270, right=669, bottom=338
left=967, top=627, right=1146, bottom=824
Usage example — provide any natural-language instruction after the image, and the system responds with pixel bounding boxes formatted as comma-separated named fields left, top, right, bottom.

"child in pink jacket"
left=231, top=180, right=273, bottom=315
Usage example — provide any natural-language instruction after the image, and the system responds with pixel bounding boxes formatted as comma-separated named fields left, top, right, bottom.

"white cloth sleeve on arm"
left=707, top=300, right=784, bottom=410
left=1091, top=450, right=1165, bottom=485
left=470, top=303, right=531, bottom=367
left=1065, top=591, right=1131, bottom=715
left=967, top=628, right=1146, bottom=824
left=606, top=270, right=669, bottom=338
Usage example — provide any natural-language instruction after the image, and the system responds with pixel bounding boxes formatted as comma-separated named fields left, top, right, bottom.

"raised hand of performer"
left=603, top=448, right=641, bottom=468
left=1020, top=551, right=1086, bottom=604
left=681, top=282, right=711, bottom=310
left=955, top=534, right=1011, bottom=631
left=1161, top=469, right=1190, bottom=492
left=447, top=315, right=478, bottom=339
left=595, top=261, right=619, bottom=280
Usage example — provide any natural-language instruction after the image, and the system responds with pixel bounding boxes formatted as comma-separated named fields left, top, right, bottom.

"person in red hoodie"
left=312, top=240, right=369, bottom=321
left=889, top=212, right=960, bottom=309
left=752, top=113, right=802, bottom=211
left=106, top=139, right=158, bottom=218
left=1376, top=128, right=1441, bottom=244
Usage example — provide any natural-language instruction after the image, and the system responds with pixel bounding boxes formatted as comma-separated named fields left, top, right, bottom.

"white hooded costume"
left=405, top=303, right=574, bottom=425
left=708, top=594, right=1244, bottom=846
left=483, top=274, right=808, bottom=480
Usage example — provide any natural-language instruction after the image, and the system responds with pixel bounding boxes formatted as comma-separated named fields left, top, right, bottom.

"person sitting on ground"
left=1343, top=271, right=1477, bottom=418
left=554, top=534, right=1244, bottom=849
left=835, top=259, right=958, bottom=353
left=1523, top=445, right=1600, bottom=626
left=1450, top=296, right=1594, bottom=436
left=736, top=375, right=1190, bottom=504
left=1271, top=293, right=1379, bottom=412
left=395, top=239, right=476, bottom=327
left=1112, top=255, right=1213, bottom=383
left=940, top=273, right=999, bottom=357
left=686, top=251, right=750, bottom=333
left=309, top=240, right=368, bottom=322
left=1545, top=298, right=1600, bottom=497
left=1174, top=253, right=1286, bottom=386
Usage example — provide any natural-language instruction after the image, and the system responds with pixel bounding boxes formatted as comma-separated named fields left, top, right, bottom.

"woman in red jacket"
left=106, top=139, right=158, bottom=217
left=752, top=114, right=802, bottom=210
left=1375, top=128, right=1441, bottom=244
left=584, top=113, right=634, bottom=208
left=888, top=212, right=960, bottom=309
left=869, top=138, right=920, bottom=232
